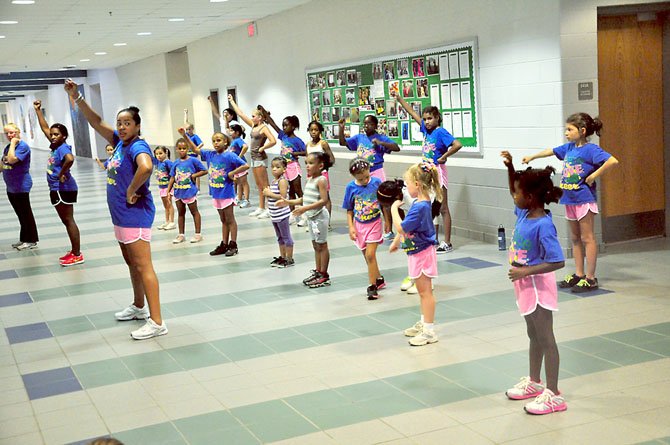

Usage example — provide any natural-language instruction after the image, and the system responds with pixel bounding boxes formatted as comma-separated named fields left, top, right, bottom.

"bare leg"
left=526, top=307, right=559, bottom=393
left=414, top=274, right=435, bottom=323
left=187, top=201, right=201, bottom=234
left=441, top=186, right=452, bottom=244
left=318, top=241, right=330, bottom=273
left=122, top=240, right=162, bottom=324
left=55, top=203, right=80, bottom=255
left=524, top=315, right=543, bottom=384
left=176, top=200, right=186, bottom=234
left=579, top=212, right=597, bottom=279
left=568, top=220, right=584, bottom=277
left=363, top=243, right=381, bottom=285
left=217, top=208, right=228, bottom=243
left=224, top=205, right=236, bottom=242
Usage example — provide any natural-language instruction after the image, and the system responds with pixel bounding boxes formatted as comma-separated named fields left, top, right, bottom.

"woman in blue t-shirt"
left=2, top=123, right=39, bottom=250
left=64, top=79, right=167, bottom=341
left=34, top=100, right=84, bottom=267
left=523, top=113, right=619, bottom=293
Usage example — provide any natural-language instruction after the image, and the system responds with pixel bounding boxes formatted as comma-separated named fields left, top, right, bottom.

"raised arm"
left=64, top=79, right=115, bottom=144
left=178, top=127, right=202, bottom=156
left=500, top=151, right=516, bottom=195
left=183, top=109, right=191, bottom=127
left=228, top=94, right=253, bottom=127
left=522, top=148, right=554, bottom=165
left=208, top=96, right=221, bottom=120
left=338, top=119, right=348, bottom=147
left=258, top=105, right=280, bottom=133
left=32, top=100, right=52, bottom=140
left=392, top=91, right=421, bottom=125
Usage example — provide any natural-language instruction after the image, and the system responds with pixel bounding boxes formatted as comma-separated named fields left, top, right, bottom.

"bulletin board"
left=305, top=39, right=482, bottom=157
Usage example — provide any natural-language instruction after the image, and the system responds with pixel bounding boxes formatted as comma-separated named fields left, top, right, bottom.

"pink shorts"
left=407, top=245, right=438, bottom=279
left=353, top=218, right=383, bottom=250
left=234, top=170, right=248, bottom=179
left=437, top=164, right=448, bottom=188
left=565, top=202, right=598, bottom=221
left=177, top=196, right=197, bottom=205
left=114, top=226, right=152, bottom=244
left=285, top=162, right=302, bottom=182
left=371, top=168, right=386, bottom=181
left=307, top=170, right=330, bottom=191
left=513, top=271, right=558, bottom=316
left=158, top=188, right=172, bottom=198
left=212, top=197, right=235, bottom=210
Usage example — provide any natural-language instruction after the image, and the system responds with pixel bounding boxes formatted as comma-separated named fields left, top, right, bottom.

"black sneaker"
left=270, top=256, right=284, bottom=267
left=308, top=272, right=331, bottom=288
left=209, top=242, right=228, bottom=256
left=572, top=277, right=599, bottom=293
left=280, top=258, right=295, bottom=268
left=225, top=241, right=238, bottom=257
left=375, top=276, right=386, bottom=290
left=367, top=284, right=379, bottom=300
left=303, top=270, right=319, bottom=285
left=558, top=273, right=583, bottom=288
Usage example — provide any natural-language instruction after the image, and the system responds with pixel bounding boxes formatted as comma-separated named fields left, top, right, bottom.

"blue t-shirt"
left=553, top=142, right=611, bottom=205
left=509, top=207, right=564, bottom=266
left=229, top=138, right=247, bottom=161
left=345, top=133, right=394, bottom=172
left=170, top=157, right=206, bottom=199
left=200, top=150, right=246, bottom=199
left=106, top=133, right=155, bottom=228
left=46, top=143, right=77, bottom=192
left=400, top=200, right=436, bottom=255
left=186, top=133, right=203, bottom=157
left=342, top=176, right=382, bottom=223
left=153, top=159, right=173, bottom=190
left=2, top=140, right=33, bottom=193
left=420, top=122, right=454, bottom=164
left=278, top=131, right=306, bottom=164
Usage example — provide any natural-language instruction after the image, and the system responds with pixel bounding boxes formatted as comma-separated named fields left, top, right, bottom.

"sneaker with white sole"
left=164, top=222, right=176, bottom=230
left=400, top=276, right=413, bottom=291
left=408, top=329, right=438, bottom=346
left=524, top=388, right=567, bottom=415
left=436, top=241, right=453, bottom=253
left=15, top=242, right=38, bottom=251
left=172, top=234, right=185, bottom=244
left=382, top=231, right=394, bottom=241
left=130, top=318, right=168, bottom=340
left=190, top=234, right=203, bottom=243
left=11, top=241, right=23, bottom=249
left=407, top=281, right=434, bottom=294
left=157, top=222, right=167, bottom=230
left=257, top=209, right=270, bottom=219
left=249, top=208, right=262, bottom=217
left=115, top=304, right=149, bottom=321
left=506, top=376, right=545, bottom=400
left=239, top=199, right=250, bottom=208
left=404, top=321, right=423, bottom=337
left=288, top=215, right=296, bottom=225
left=296, top=216, right=307, bottom=227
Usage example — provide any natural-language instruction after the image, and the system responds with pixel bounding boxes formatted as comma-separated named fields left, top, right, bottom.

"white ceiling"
left=0, top=0, right=313, bottom=73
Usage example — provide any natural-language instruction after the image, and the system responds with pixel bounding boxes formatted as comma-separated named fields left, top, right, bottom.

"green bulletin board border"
left=305, top=38, right=482, bottom=158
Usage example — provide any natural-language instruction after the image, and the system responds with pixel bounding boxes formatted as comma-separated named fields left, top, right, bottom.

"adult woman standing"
left=2, top=123, right=39, bottom=250
left=64, top=79, right=166, bottom=340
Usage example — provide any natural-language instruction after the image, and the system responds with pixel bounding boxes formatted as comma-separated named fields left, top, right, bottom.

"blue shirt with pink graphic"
left=278, top=130, right=306, bottom=165
left=153, top=159, right=173, bottom=190
left=552, top=142, right=611, bottom=205
left=342, top=176, right=382, bottom=223
left=46, top=143, right=77, bottom=191
left=344, top=133, right=394, bottom=172
left=509, top=207, right=564, bottom=267
left=169, top=157, right=206, bottom=200
left=400, top=200, right=436, bottom=255
left=200, top=150, right=246, bottom=199
left=420, top=121, right=454, bottom=164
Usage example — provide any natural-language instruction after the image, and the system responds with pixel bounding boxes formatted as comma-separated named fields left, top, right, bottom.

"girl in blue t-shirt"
left=395, top=91, right=462, bottom=253
left=523, top=113, right=618, bottom=293
left=64, top=79, right=166, bottom=341
left=34, top=100, right=83, bottom=266
left=152, top=146, right=175, bottom=231
left=180, top=128, right=249, bottom=256
left=229, top=124, right=250, bottom=208
left=95, top=144, right=115, bottom=170
left=501, top=150, right=567, bottom=416
left=390, top=162, right=442, bottom=347
left=343, top=158, right=385, bottom=300
left=338, top=114, right=400, bottom=241
left=167, top=138, right=207, bottom=244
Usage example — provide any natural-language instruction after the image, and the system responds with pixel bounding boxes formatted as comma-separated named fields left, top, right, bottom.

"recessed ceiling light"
left=0, top=21, right=19, bottom=25
left=79, top=58, right=90, bottom=62
left=210, top=0, right=229, bottom=2
left=0, top=36, right=5, bottom=39
left=137, top=32, right=151, bottom=36
left=168, top=18, right=184, bottom=22
left=94, top=52, right=107, bottom=56
left=65, top=64, right=77, bottom=68
left=11, top=0, right=35, bottom=4
left=113, top=42, right=127, bottom=46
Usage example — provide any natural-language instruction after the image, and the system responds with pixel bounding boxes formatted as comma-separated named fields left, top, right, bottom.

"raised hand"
left=33, top=100, right=42, bottom=110
left=63, top=79, right=79, bottom=98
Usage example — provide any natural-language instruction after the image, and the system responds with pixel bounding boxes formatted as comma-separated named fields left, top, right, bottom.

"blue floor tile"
left=0, top=291, right=32, bottom=307
left=0, top=269, right=18, bottom=280
left=559, top=287, right=614, bottom=298
left=5, top=322, right=52, bottom=344
left=22, top=367, right=82, bottom=400
left=26, top=378, right=82, bottom=400
left=446, top=256, right=500, bottom=269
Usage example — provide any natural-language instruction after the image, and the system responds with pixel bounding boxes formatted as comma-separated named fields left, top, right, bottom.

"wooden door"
left=597, top=14, right=665, bottom=240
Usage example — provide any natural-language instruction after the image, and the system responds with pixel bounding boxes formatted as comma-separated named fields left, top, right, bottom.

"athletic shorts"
left=212, top=197, right=235, bottom=209
left=252, top=159, right=267, bottom=168
left=158, top=188, right=172, bottom=198
left=513, top=271, right=559, bottom=316
left=234, top=170, right=248, bottom=179
left=114, top=226, right=152, bottom=244
left=565, top=202, right=598, bottom=221
left=285, top=161, right=302, bottom=182
left=407, top=245, right=438, bottom=279
left=353, top=218, right=383, bottom=250
left=50, top=190, right=77, bottom=206
left=437, top=163, right=448, bottom=188
left=176, top=196, right=197, bottom=205
left=370, top=168, right=386, bottom=181
left=308, top=208, right=329, bottom=244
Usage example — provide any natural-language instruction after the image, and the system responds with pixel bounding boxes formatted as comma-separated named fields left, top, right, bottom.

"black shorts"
left=50, top=190, right=78, bottom=206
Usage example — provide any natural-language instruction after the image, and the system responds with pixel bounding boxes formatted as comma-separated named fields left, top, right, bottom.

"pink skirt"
left=513, top=271, right=559, bottom=316
left=353, top=218, right=383, bottom=250
left=114, top=226, right=152, bottom=244
left=285, top=161, right=302, bottom=182
left=407, top=245, right=438, bottom=279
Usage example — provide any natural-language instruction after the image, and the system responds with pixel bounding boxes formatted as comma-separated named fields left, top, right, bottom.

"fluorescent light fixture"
left=168, top=18, right=184, bottom=22
left=113, top=42, right=127, bottom=46
left=65, top=64, right=77, bottom=68
left=137, top=32, right=151, bottom=36
left=12, top=0, right=35, bottom=4
left=210, top=0, right=229, bottom=2
left=0, top=21, right=19, bottom=24
left=0, top=36, right=5, bottom=39
left=79, top=58, right=90, bottom=62
left=94, top=52, right=107, bottom=56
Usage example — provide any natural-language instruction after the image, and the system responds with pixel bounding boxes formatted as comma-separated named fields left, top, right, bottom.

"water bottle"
left=497, top=225, right=506, bottom=251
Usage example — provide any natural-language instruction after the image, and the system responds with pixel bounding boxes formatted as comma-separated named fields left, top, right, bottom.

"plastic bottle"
left=497, top=225, right=506, bottom=251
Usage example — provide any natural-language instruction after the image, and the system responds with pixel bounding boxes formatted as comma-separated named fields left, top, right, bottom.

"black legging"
left=7, top=192, right=38, bottom=243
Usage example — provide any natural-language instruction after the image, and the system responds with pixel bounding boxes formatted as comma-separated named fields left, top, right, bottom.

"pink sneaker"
left=506, top=376, right=545, bottom=400
left=524, top=388, right=567, bottom=415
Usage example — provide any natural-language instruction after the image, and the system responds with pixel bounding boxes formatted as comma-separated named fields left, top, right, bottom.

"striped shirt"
left=303, top=175, right=325, bottom=218
left=267, top=177, right=291, bottom=222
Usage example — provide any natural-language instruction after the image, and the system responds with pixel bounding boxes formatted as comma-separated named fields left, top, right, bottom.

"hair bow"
left=419, top=161, right=435, bottom=173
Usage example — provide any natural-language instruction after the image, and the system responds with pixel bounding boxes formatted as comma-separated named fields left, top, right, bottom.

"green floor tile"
left=199, top=294, right=246, bottom=310
left=292, top=321, right=342, bottom=336
left=121, top=351, right=183, bottom=378
left=114, top=422, right=187, bottom=445
left=264, top=336, right=318, bottom=353
left=73, top=358, right=134, bottom=389
left=243, top=412, right=317, bottom=443
left=558, top=349, right=619, bottom=375
left=603, top=329, right=666, bottom=346
left=211, top=336, right=274, bottom=361
left=173, top=411, right=241, bottom=435
left=593, top=343, right=663, bottom=366
left=63, top=282, right=104, bottom=296
left=30, top=287, right=69, bottom=301
left=182, top=426, right=260, bottom=445
left=477, top=352, right=528, bottom=377
left=253, top=328, right=300, bottom=344
left=643, top=322, right=670, bottom=337
left=358, top=392, right=427, bottom=418
left=285, top=389, right=351, bottom=413
left=562, top=336, right=625, bottom=355
left=637, top=338, right=670, bottom=357
left=303, top=402, right=371, bottom=430
left=385, top=370, right=478, bottom=407
left=368, top=308, right=419, bottom=330
left=336, top=380, right=401, bottom=403
left=309, top=329, right=359, bottom=345
left=167, top=343, right=229, bottom=370
left=232, top=400, right=298, bottom=426
left=331, top=316, right=396, bottom=337
left=87, top=311, right=126, bottom=329
left=48, top=316, right=95, bottom=336
left=163, top=299, right=212, bottom=317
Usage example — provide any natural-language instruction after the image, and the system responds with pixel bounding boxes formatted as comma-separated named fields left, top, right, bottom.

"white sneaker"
left=257, top=209, right=270, bottom=219
left=289, top=215, right=296, bottom=225
left=409, top=329, right=438, bottom=346
left=115, top=304, right=149, bottom=321
left=400, top=276, right=413, bottom=291
left=239, top=199, right=250, bottom=209
left=296, top=216, right=307, bottom=227
left=190, top=234, right=203, bottom=243
left=164, top=222, right=176, bottom=230
left=407, top=282, right=434, bottom=294
left=172, top=234, right=185, bottom=244
left=157, top=222, right=167, bottom=230
left=130, top=318, right=168, bottom=340
left=404, top=321, right=423, bottom=337
left=249, top=208, right=262, bottom=217
left=15, top=242, right=38, bottom=251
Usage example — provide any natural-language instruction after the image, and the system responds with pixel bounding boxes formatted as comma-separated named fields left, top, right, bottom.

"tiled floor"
left=1, top=150, right=670, bottom=445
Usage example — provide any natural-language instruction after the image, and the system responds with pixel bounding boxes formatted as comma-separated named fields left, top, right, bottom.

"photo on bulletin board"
left=305, top=38, right=482, bottom=157
left=311, top=107, right=320, bottom=122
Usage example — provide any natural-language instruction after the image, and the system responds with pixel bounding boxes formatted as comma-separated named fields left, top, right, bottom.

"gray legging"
left=272, top=217, right=294, bottom=247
